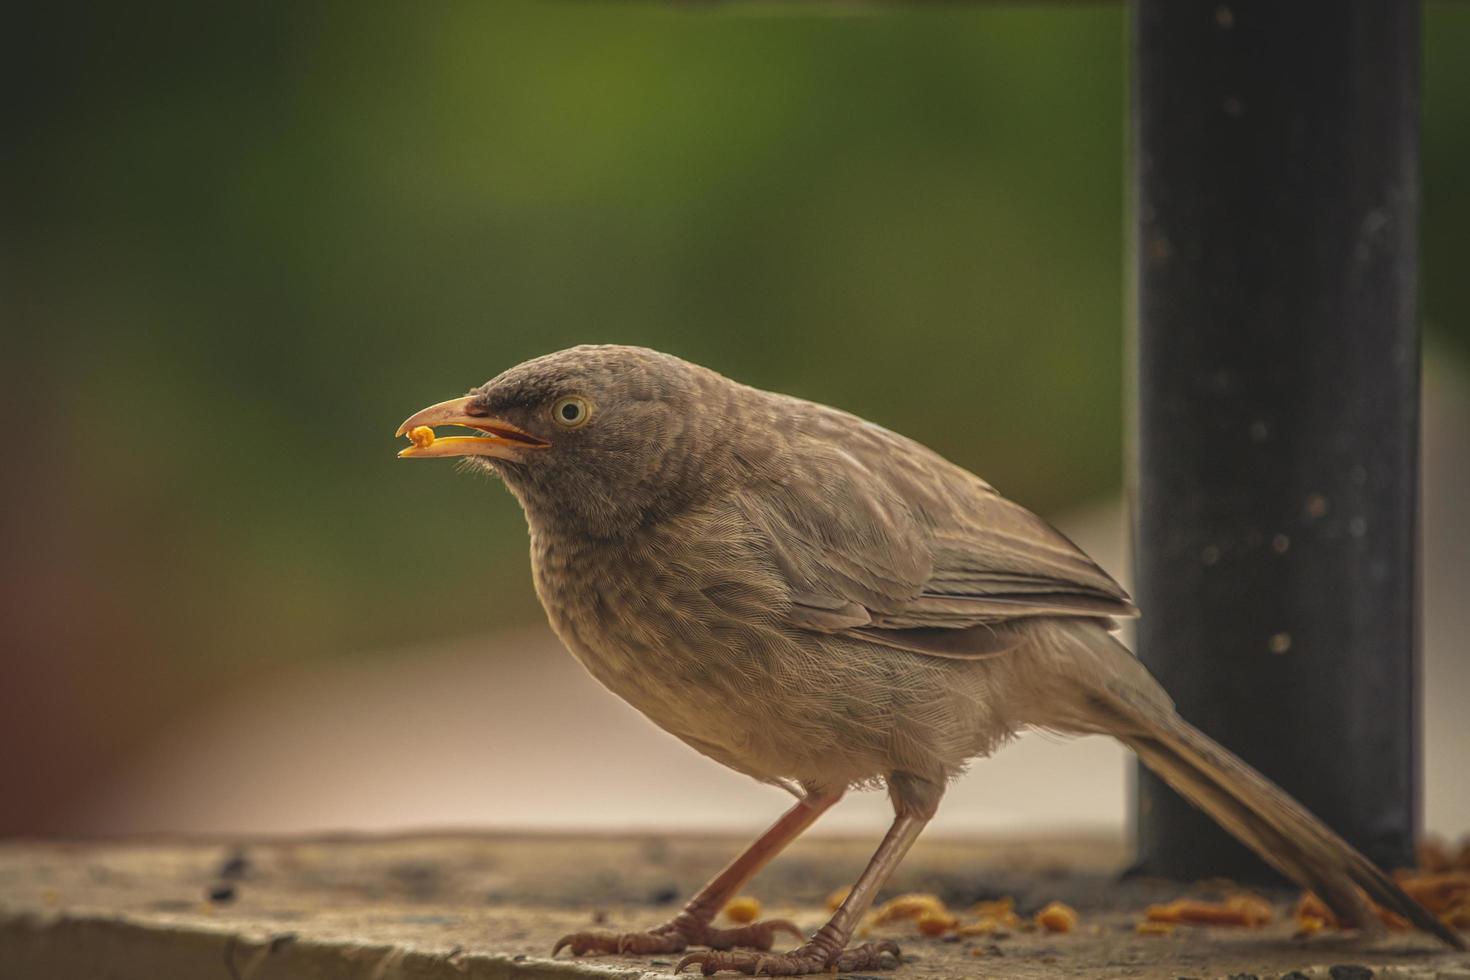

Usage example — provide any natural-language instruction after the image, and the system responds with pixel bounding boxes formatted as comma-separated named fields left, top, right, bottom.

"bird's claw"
left=674, top=940, right=901, bottom=976
left=552, top=918, right=805, bottom=959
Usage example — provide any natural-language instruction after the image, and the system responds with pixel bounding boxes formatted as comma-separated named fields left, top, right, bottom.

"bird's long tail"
left=1112, top=699, right=1465, bottom=949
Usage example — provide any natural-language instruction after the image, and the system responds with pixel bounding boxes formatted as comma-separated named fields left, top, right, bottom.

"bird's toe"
left=834, top=940, right=902, bottom=972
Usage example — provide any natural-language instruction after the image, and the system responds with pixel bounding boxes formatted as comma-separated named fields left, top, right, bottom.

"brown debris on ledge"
left=1, top=832, right=1466, bottom=980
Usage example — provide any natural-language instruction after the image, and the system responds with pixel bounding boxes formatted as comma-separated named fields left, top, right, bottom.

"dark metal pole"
left=1131, top=0, right=1421, bottom=881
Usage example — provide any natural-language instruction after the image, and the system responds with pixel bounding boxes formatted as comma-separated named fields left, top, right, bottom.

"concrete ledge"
left=2, top=833, right=1466, bottom=979
left=0, top=910, right=647, bottom=980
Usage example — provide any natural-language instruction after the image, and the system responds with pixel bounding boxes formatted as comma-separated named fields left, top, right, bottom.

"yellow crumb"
left=825, top=886, right=852, bottom=912
left=409, top=426, right=435, bottom=449
left=1135, top=920, right=1175, bottom=936
left=1295, top=891, right=1332, bottom=926
left=1294, top=914, right=1328, bottom=937
left=1295, top=873, right=1470, bottom=933
left=1400, top=872, right=1470, bottom=916
left=1035, top=901, right=1078, bottom=933
left=970, top=897, right=1022, bottom=927
left=954, top=920, right=1000, bottom=937
left=873, top=893, right=949, bottom=924
left=916, top=910, right=958, bottom=936
left=1146, top=894, right=1272, bottom=927
left=723, top=896, right=761, bottom=923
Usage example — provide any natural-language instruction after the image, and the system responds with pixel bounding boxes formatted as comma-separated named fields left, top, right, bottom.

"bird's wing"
left=734, top=401, right=1135, bottom=661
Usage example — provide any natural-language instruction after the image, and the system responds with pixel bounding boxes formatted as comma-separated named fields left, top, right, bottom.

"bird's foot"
left=674, top=939, right=901, bottom=976
left=553, top=916, right=804, bottom=958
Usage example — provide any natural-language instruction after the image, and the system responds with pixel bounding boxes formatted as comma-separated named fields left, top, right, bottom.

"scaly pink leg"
left=675, top=802, right=932, bottom=976
left=553, top=789, right=842, bottom=958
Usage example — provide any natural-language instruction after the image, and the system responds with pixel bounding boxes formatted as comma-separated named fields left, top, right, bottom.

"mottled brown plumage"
left=396, top=345, right=1464, bottom=974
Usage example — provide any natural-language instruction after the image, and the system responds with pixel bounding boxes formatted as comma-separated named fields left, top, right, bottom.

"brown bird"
left=396, top=345, right=1464, bottom=974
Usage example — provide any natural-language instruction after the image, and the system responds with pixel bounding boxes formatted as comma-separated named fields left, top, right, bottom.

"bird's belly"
left=530, top=530, right=1015, bottom=791
left=531, top=553, right=804, bottom=781
left=546, top=602, right=1011, bottom=791
left=551, top=623, right=798, bottom=782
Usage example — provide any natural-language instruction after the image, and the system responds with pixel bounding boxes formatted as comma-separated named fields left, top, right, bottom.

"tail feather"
left=1127, top=733, right=1370, bottom=922
left=1110, top=691, right=1465, bottom=950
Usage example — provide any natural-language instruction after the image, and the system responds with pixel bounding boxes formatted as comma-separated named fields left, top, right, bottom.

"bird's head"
left=396, top=345, right=731, bottom=536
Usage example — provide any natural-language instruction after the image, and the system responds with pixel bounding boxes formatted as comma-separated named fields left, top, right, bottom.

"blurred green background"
left=3, top=2, right=1468, bottom=835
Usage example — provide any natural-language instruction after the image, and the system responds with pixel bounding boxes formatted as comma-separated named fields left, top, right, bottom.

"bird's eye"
left=552, top=395, right=591, bottom=428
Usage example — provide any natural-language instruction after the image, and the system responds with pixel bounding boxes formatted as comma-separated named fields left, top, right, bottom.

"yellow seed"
left=1135, top=920, right=1175, bottom=936
left=723, top=896, right=761, bottom=923
left=1035, top=901, right=1078, bottom=933
left=1148, top=894, right=1273, bottom=927
left=873, top=893, right=948, bottom=924
left=1294, top=914, right=1329, bottom=936
left=825, top=886, right=852, bottom=911
left=954, top=919, right=999, bottom=937
left=916, top=910, right=957, bottom=936
left=969, top=897, right=1022, bottom=927
left=409, top=426, right=435, bottom=449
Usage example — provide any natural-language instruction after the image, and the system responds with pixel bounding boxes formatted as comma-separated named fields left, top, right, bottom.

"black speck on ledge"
left=218, top=850, right=250, bottom=880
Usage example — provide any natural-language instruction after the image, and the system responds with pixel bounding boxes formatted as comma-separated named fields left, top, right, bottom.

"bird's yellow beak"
left=394, top=396, right=550, bottom=459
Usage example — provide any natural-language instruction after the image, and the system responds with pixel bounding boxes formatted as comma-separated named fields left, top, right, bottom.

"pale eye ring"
left=552, top=395, right=592, bottom=428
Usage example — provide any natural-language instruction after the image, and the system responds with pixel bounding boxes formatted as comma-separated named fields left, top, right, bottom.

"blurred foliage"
left=1422, top=4, right=1470, bottom=356
left=3, top=2, right=1468, bottom=827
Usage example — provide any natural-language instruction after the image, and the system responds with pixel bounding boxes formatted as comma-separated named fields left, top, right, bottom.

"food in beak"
left=395, top=396, right=551, bottom=459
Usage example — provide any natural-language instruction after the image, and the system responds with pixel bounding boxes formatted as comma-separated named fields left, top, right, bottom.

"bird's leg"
left=676, top=797, right=932, bottom=976
left=553, top=789, right=842, bottom=958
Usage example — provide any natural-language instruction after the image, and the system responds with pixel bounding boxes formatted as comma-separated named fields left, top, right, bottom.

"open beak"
left=394, top=396, right=550, bottom=459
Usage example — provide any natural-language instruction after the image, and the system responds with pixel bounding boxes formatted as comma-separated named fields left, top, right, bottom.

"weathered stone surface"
left=1, top=834, right=1466, bottom=979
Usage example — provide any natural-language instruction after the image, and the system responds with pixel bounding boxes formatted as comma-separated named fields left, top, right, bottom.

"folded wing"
left=737, top=403, right=1135, bottom=660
